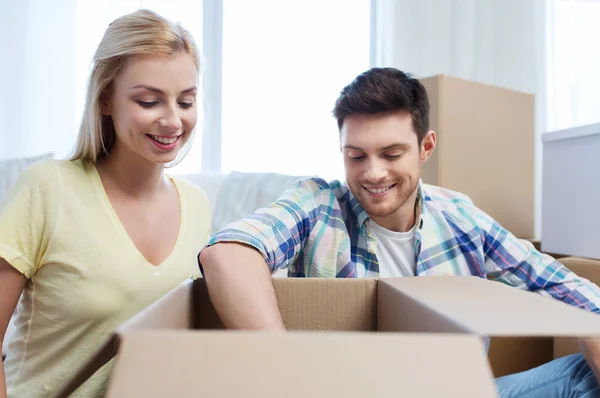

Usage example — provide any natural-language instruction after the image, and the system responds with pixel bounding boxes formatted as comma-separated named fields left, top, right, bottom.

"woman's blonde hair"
left=71, top=9, right=200, bottom=164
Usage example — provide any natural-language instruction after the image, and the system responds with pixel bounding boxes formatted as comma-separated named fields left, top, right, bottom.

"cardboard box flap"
left=106, top=330, right=498, bottom=398
left=380, top=276, right=600, bottom=336
left=55, top=281, right=195, bottom=398
left=378, top=278, right=474, bottom=333
left=116, top=279, right=194, bottom=332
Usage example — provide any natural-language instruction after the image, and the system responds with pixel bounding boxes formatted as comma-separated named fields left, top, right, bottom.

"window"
left=72, top=1, right=370, bottom=177
left=221, top=0, right=370, bottom=180
left=546, top=0, right=600, bottom=131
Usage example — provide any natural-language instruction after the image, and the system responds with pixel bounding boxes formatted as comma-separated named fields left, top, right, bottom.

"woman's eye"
left=136, top=100, right=158, bottom=108
left=349, top=155, right=365, bottom=161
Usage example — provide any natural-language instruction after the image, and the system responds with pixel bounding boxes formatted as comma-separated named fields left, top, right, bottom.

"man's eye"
left=136, top=100, right=158, bottom=108
left=179, top=101, right=194, bottom=109
left=384, top=154, right=402, bottom=160
left=349, top=155, right=365, bottom=161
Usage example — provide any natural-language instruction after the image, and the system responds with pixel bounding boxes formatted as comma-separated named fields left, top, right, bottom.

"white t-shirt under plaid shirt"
left=370, top=220, right=417, bottom=277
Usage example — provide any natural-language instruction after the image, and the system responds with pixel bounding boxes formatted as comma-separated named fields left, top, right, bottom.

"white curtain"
left=372, top=0, right=547, bottom=239
left=0, top=0, right=78, bottom=161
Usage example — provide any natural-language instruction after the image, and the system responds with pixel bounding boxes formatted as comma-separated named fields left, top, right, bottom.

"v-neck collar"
left=88, top=161, right=186, bottom=268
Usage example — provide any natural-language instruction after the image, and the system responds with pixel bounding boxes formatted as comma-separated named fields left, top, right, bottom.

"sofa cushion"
left=212, top=171, right=307, bottom=234
left=182, top=171, right=308, bottom=235
left=180, top=172, right=228, bottom=218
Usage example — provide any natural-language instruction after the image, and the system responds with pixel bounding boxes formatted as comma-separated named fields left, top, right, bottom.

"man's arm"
left=580, top=339, right=600, bottom=382
left=478, top=208, right=600, bottom=312
left=199, top=243, right=285, bottom=330
left=198, top=178, right=329, bottom=330
left=476, top=207, right=600, bottom=377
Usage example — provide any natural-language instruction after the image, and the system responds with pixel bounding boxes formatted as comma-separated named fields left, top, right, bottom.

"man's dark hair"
left=333, top=67, right=430, bottom=145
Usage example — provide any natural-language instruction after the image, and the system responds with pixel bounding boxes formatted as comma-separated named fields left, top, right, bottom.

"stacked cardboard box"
left=419, top=75, right=535, bottom=239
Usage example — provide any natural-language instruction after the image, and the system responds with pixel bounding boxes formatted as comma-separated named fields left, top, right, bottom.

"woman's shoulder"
left=16, top=159, right=100, bottom=195
left=171, top=176, right=209, bottom=206
left=22, top=158, right=90, bottom=177
left=50, top=158, right=93, bottom=175
left=8, top=159, right=61, bottom=192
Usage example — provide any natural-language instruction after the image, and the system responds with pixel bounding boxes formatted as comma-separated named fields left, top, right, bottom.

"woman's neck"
left=96, top=144, right=167, bottom=199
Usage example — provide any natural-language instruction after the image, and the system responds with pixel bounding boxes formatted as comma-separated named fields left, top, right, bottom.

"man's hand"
left=578, top=338, right=600, bottom=382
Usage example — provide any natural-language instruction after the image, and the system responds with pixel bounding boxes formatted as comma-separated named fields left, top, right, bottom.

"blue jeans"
left=496, top=354, right=599, bottom=397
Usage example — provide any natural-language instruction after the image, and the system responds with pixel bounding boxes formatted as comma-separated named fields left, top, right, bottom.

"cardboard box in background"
left=419, top=75, right=535, bottom=239
left=59, top=277, right=600, bottom=398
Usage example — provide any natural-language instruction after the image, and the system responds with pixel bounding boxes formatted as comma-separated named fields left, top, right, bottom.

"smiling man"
left=199, top=67, right=600, bottom=397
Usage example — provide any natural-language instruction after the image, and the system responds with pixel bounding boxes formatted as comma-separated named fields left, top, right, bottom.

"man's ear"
left=420, top=130, right=436, bottom=164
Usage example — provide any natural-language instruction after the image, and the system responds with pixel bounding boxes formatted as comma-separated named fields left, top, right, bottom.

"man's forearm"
left=579, top=338, right=600, bottom=382
left=199, top=243, right=286, bottom=330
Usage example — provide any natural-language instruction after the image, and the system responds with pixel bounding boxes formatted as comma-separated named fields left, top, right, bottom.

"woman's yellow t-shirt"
left=0, top=159, right=209, bottom=398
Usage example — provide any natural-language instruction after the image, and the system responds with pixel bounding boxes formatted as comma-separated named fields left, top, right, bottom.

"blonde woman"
left=0, top=10, right=209, bottom=398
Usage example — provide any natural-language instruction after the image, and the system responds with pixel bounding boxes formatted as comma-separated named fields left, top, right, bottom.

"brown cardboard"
left=487, top=337, right=553, bottom=377
left=378, top=277, right=600, bottom=336
left=554, top=337, right=581, bottom=361
left=274, top=278, right=377, bottom=330
left=191, top=278, right=378, bottom=331
left=59, top=276, right=600, bottom=398
left=106, top=331, right=496, bottom=398
left=553, top=257, right=600, bottom=359
left=560, top=257, right=600, bottom=286
left=419, top=75, right=535, bottom=238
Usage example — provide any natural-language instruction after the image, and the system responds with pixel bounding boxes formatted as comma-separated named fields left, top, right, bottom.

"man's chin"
left=365, top=207, right=397, bottom=218
left=358, top=199, right=397, bottom=218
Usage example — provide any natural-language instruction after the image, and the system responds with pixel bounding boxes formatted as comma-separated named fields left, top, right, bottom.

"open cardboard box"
left=58, top=276, right=600, bottom=398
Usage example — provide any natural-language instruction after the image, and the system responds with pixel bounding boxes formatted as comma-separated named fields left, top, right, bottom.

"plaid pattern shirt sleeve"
left=205, top=178, right=325, bottom=273
left=477, top=207, right=600, bottom=313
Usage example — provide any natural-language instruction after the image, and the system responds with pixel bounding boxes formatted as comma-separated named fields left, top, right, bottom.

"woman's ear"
left=101, top=101, right=112, bottom=116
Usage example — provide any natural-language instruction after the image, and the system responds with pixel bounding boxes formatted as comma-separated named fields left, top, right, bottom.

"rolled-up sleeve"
left=479, top=207, right=600, bottom=313
left=202, top=178, right=326, bottom=273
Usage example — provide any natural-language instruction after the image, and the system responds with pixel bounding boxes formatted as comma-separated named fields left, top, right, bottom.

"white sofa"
left=180, top=170, right=306, bottom=236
